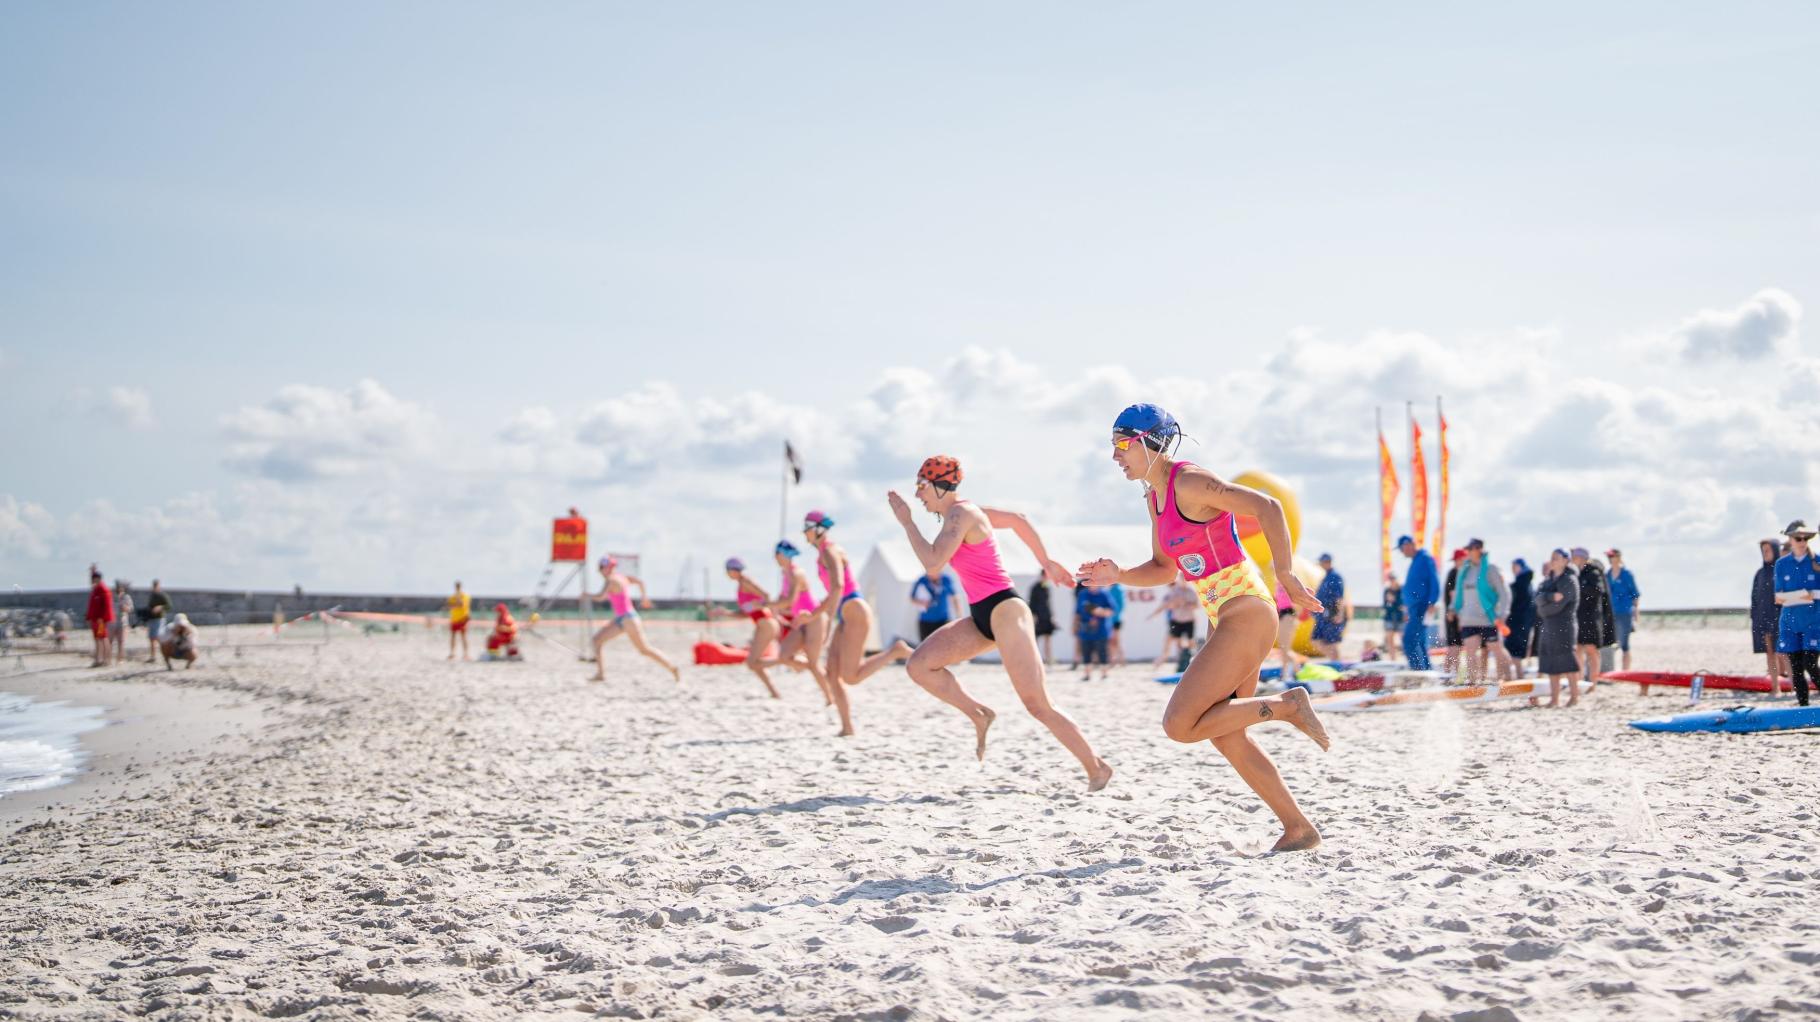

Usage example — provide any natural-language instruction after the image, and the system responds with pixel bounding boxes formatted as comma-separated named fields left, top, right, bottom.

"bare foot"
left=1271, top=825, right=1323, bottom=852
left=669, top=665, right=682, bottom=685
left=1087, top=758, right=1114, bottom=792
left=1280, top=687, right=1331, bottom=752
left=890, top=639, right=913, bottom=661
left=836, top=726, right=855, bottom=738
left=1564, top=697, right=1578, bottom=708
left=589, top=673, right=605, bottom=683
left=973, top=706, right=996, bottom=761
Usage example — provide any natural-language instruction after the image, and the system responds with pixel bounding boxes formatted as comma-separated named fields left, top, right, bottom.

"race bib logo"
left=1181, top=553, right=1207, bottom=578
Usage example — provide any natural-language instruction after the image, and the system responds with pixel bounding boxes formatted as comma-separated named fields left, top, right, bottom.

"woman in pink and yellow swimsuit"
left=803, top=510, right=912, bottom=737
left=589, top=556, right=681, bottom=685
left=1078, top=404, right=1329, bottom=852
left=889, top=456, right=1112, bottom=791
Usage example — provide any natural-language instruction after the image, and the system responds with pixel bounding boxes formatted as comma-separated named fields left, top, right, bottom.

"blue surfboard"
left=1630, top=705, right=1820, bottom=734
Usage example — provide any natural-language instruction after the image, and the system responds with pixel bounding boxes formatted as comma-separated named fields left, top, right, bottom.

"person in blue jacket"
left=1311, top=553, right=1347, bottom=657
left=1105, top=582, right=1127, bottom=666
left=1398, top=536, right=1440, bottom=670
left=1774, top=520, right=1820, bottom=706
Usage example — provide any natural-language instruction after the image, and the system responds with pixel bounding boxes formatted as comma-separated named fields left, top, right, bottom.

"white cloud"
left=221, top=378, right=437, bottom=480
left=0, top=495, right=56, bottom=563
left=1675, top=287, right=1801, bottom=362
left=7, top=293, right=1814, bottom=605
left=105, top=386, right=157, bottom=431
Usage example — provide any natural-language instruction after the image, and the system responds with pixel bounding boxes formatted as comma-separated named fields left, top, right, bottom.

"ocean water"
left=0, top=691, right=109, bottom=798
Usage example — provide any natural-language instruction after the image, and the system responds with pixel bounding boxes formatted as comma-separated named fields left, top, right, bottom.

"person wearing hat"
left=725, top=557, right=782, bottom=699
left=484, top=602, right=522, bottom=662
left=1774, top=520, right=1820, bottom=706
left=1450, top=539, right=1511, bottom=683
left=1397, top=536, right=1440, bottom=670
left=1310, top=553, right=1348, bottom=658
left=1570, top=547, right=1615, bottom=690
left=588, top=556, right=680, bottom=685
left=85, top=567, right=115, bottom=667
left=160, top=612, right=200, bottom=670
left=1441, top=549, right=1467, bottom=675
left=1605, top=549, right=1641, bottom=672
left=1504, top=558, right=1537, bottom=666
left=1752, top=538, right=1789, bottom=695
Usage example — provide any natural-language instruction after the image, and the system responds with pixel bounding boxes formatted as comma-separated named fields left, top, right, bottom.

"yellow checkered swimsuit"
left=1190, top=560, right=1274, bottom=626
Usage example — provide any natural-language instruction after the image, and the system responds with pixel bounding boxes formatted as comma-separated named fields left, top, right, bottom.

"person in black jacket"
left=1533, top=549, right=1582, bottom=706
left=1752, top=538, right=1787, bottom=695
left=1029, top=576, right=1055, bottom=665
left=1504, top=559, right=1536, bottom=663
left=1441, top=548, right=1466, bottom=674
left=1571, top=547, right=1614, bottom=687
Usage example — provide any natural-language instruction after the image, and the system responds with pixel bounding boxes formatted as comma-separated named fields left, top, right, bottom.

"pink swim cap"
left=803, top=510, right=834, bottom=530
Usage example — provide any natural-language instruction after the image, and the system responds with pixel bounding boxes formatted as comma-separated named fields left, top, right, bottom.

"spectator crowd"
left=83, top=566, right=198, bottom=670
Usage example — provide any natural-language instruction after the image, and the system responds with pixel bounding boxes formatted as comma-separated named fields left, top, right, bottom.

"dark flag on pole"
left=784, top=440, right=804, bottom=483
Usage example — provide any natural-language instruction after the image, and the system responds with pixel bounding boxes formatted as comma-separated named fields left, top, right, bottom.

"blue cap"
left=1396, top=535, right=1414, bottom=547
left=775, top=540, right=800, bottom=557
left=1112, top=403, right=1180, bottom=447
left=1512, top=557, right=1529, bottom=571
left=725, top=557, right=745, bottom=572
left=1318, top=552, right=1333, bottom=562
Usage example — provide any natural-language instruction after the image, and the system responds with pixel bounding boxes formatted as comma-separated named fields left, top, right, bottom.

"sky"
left=2, top=2, right=1815, bottom=606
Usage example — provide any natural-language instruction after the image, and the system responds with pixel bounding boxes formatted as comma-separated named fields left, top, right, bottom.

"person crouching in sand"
left=1078, top=403, right=1329, bottom=852
left=160, top=613, right=199, bottom=670
left=485, top=603, right=522, bottom=661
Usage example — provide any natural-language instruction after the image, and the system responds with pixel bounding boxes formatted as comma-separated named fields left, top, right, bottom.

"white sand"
left=2, top=620, right=1817, bottom=1021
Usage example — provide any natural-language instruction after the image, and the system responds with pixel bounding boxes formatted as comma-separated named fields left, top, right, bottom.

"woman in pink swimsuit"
left=1078, top=404, right=1330, bottom=852
left=725, top=558, right=782, bottom=699
left=589, top=556, right=681, bottom=684
left=803, top=510, right=912, bottom=737
left=888, top=456, right=1112, bottom=791
left=764, top=540, right=836, bottom=705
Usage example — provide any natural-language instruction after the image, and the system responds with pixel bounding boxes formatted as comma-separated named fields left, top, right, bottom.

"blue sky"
left=3, top=3, right=1815, bottom=604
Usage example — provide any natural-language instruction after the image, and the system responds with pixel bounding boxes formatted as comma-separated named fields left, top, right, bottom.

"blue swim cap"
left=775, top=540, right=800, bottom=558
left=1395, top=535, right=1414, bottom=547
left=1112, top=403, right=1180, bottom=450
left=725, top=557, right=745, bottom=572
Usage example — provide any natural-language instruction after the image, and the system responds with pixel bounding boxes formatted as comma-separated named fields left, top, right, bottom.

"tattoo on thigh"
left=1258, top=704, right=1273, bottom=719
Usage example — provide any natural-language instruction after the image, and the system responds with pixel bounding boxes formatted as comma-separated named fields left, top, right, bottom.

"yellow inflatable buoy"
left=1231, top=469, right=1302, bottom=577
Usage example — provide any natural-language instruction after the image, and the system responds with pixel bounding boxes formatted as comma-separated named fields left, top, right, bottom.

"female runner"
left=765, top=540, right=836, bottom=705
left=589, top=556, right=682, bottom=684
left=889, top=456, right=1113, bottom=790
left=1077, top=404, right=1330, bottom=851
left=804, top=510, right=912, bottom=736
left=725, top=557, right=782, bottom=699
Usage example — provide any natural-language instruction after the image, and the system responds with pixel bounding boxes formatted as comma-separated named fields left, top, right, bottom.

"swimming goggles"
left=1111, top=429, right=1157, bottom=452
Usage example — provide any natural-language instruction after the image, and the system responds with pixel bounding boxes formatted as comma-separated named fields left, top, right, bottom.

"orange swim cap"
left=917, top=455, right=962, bottom=490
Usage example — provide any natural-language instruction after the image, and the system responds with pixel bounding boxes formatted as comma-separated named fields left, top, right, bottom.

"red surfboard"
left=1600, top=670, right=1775, bottom=694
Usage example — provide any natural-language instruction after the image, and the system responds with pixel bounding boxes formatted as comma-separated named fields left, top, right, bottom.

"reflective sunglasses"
left=1111, top=429, right=1155, bottom=452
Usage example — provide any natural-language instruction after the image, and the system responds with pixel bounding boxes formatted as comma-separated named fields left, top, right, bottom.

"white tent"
left=856, top=525, right=1178, bottom=662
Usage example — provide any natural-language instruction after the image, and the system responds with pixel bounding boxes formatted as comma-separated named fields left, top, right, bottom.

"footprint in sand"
left=866, top=915, right=917, bottom=934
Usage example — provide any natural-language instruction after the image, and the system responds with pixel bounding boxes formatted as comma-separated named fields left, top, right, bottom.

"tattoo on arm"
left=1258, top=704, right=1273, bottom=719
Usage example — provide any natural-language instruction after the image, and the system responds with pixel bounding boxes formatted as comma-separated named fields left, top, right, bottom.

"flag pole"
left=1376, top=406, right=1385, bottom=584
left=779, top=440, right=789, bottom=543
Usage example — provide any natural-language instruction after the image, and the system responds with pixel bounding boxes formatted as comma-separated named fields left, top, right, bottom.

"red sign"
left=551, top=516, right=588, bottom=562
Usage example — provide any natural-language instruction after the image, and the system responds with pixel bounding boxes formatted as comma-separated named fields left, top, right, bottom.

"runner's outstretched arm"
left=982, top=506, right=1074, bottom=587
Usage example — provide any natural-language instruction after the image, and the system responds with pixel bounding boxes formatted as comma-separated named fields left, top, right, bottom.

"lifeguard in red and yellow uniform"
left=485, top=603, right=522, bottom=661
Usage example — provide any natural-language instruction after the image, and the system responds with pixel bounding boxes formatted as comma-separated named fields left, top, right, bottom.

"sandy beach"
left=2, top=620, right=1817, bottom=1021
